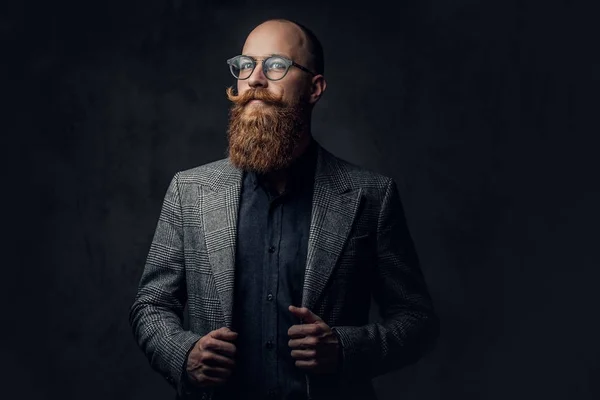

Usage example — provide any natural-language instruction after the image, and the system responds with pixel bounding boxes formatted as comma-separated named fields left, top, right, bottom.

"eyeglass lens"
left=229, top=56, right=289, bottom=80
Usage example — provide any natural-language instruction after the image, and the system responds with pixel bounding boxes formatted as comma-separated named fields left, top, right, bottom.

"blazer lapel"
left=301, top=145, right=363, bottom=311
left=201, top=162, right=242, bottom=329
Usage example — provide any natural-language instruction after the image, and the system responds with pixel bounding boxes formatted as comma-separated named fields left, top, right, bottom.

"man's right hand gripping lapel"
left=184, top=327, right=238, bottom=388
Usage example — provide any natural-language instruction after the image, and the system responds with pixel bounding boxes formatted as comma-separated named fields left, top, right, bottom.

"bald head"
left=233, top=18, right=327, bottom=116
left=243, top=19, right=324, bottom=76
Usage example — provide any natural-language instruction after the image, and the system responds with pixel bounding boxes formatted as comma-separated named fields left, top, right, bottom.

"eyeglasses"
left=226, top=55, right=316, bottom=81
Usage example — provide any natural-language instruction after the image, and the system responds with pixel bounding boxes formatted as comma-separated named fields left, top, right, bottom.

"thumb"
left=212, top=327, right=238, bottom=340
left=289, top=305, right=323, bottom=323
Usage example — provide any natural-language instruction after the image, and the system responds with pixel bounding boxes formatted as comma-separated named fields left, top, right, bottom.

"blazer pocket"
left=338, top=233, right=373, bottom=276
left=345, top=233, right=371, bottom=250
left=348, top=233, right=370, bottom=241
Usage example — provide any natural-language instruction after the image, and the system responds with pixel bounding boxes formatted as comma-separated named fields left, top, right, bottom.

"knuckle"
left=199, top=351, right=213, bottom=363
left=205, top=338, right=219, bottom=351
left=200, top=336, right=212, bottom=348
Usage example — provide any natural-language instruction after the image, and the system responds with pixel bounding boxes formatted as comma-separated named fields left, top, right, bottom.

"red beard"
left=226, top=87, right=306, bottom=173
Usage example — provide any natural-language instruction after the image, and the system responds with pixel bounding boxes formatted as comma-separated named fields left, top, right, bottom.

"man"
left=129, top=18, right=439, bottom=400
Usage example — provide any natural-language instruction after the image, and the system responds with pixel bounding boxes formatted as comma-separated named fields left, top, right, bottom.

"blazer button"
left=266, top=340, right=273, bottom=349
left=268, top=246, right=275, bottom=253
left=267, top=293, right=273, bottom=301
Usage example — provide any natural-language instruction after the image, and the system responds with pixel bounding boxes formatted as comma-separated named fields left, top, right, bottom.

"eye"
left=267, top=58, right=287, bottom=70
left=239, top=61, right=254, bottom=70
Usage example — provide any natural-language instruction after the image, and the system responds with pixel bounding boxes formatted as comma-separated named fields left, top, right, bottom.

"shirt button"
left=267, top=293, right=273, bottom=301
left=266, top=340, right=273, bottom=349
left=268, top=246, right=275, bottom=253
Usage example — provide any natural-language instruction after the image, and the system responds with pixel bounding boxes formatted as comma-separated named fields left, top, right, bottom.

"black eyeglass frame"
left=226, top=55, right=317, bottom=81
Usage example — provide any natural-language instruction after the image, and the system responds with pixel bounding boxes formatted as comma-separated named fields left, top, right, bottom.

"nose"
left=248, top=61, right=268, bottom=88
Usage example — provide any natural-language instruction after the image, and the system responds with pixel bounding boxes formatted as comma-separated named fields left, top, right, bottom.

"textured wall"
left=6, top=1, right=599, bottom=399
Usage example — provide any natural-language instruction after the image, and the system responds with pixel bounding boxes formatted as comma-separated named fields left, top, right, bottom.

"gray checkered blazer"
left=129, top=141, right=439, bottom=400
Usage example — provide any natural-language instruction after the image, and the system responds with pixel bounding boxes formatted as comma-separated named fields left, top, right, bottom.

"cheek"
left=280, top=85, right=303, bottom=103
left=287, top=81, right=311, bottom=102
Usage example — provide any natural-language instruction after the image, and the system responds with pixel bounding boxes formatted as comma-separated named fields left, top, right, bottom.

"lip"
left=248, top=99, right=264, bottom=105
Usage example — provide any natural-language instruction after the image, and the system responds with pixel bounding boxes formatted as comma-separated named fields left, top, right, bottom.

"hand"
left=185, top=327, right=238, bottom=388
left=287, top=305, right=341, bottom=374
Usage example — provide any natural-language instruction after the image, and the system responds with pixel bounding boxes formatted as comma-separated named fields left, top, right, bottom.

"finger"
left=288, top=323, right=324, bottom=339
left=202, top=365, right=234, bottom=379
left=294, top=359, right=319, bottom=370
left=288, top=336, right=318, bottom=349
left=202, top=351, right=236, bottom=368
left=288, top=306, right=323, bottom=323
left=211, top=327, right=239, bottom=341
left=290, top=348, right=317, bottom=360
left=203, top=337, right=237, bottom=358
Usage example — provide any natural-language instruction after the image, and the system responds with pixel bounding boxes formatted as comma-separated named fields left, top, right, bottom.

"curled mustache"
left=225, top=86, right=286, bottom=107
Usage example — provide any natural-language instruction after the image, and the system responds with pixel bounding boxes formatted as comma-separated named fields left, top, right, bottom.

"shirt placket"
left=263, top=193, right=283, bottom=399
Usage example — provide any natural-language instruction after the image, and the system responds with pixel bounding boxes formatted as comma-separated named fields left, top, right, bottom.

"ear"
left=308, top=75, right=327, bottom=104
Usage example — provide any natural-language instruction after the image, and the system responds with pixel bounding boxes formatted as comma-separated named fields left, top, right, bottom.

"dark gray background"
left=5, top=0, right=599, bottom=399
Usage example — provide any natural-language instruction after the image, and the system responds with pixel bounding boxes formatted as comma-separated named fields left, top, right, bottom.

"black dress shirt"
left=214, top=138, right=318, bottom=400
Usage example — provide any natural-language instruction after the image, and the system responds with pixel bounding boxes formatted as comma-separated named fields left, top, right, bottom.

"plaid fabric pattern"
left=129, top=142, right=439, bottom=400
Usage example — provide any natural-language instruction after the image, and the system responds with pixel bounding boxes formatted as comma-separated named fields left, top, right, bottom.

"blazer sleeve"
left=128, top=172, right=203, bottom=397
left=331, top=177, right=440, bottom=381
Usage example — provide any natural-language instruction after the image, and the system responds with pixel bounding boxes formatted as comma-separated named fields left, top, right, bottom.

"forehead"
left=242, top=22, right=306, bottom=62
